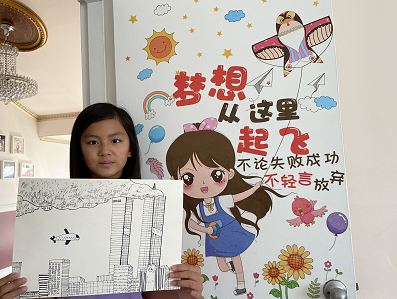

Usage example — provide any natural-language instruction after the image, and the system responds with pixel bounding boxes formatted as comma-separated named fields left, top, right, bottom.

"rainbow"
left=143, top=91, right=170, bottom=114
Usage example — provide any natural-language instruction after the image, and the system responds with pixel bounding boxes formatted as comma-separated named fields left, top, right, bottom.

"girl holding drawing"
left=0, top=103, right=203, bottom=299
left=166, top=118, right=284, bottom=296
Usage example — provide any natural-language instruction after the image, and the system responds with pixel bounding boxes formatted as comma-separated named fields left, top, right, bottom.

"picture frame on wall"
left=0, top=135, right=5, bottom=153
left=12, top=136, right=24, bottom=154
left=20, top=163, right=34, bottom=177
left=1, top=160, right=16, bottom=179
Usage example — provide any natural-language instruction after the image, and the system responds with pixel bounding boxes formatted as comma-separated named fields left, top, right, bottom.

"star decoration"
left=314, top=1, right=319, bottom=5
left=190, top=28, right=195, bottom=33
left=247, top=23, right=252, bottom=28
left=222, top=49, right=232, bottom=59
left=217, top=31, right=222, bottom=36
left=183, top=15, right=188, bottom=20
left=197, top=52, right=202, bottom=57
left=194, top=0, right=199, bottom=2
left=176, top=70, right=180, bottom=75
left=214, top=7, right=219, bottom=12
left=129, top=15, right=137, bottom=24
left=125, top=56, right=130, bottom=61
left=262, top=0, right=267, bottom=2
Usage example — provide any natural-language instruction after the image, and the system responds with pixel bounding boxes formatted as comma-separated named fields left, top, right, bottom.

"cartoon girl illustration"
left=166, top=118, right=284, bottom=296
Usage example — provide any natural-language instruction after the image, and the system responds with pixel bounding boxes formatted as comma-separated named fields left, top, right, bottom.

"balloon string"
left=145, top=142, right=152, bottom=154
left=329, top=235, right=337, bottom=251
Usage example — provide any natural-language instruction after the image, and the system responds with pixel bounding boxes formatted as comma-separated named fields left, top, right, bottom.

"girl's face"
left=177, top=156, right=234, bottom=199
left=80, top=118, right=131, bottom=179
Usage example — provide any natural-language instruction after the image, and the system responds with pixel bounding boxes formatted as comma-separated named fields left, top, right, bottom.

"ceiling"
left=2, top=0, right=83, bottom=116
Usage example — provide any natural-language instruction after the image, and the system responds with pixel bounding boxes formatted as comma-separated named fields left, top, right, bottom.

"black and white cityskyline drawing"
left=12, top=179, right=183, bottom=298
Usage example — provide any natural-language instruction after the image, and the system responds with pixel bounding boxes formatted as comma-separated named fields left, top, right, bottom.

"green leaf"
left=311, top=281, right=321, bottom=287
left=313, top=290, right=320, bottom=294
left=314, top=296, right=320, bottom=298
left=256, top=280, right=259, bottom=283
left=287, top=280, right=299, bottom=289
left=339, top=272, right=343, bottom=275
left=202, top=274, right=209, bottom=283
left=270, top=289, right=282, bottom=298
left=308, top=288, right=314, bottom=294
left=314, top=278, right=318, bottom=283
left=307, top=293, right=314, bottom=298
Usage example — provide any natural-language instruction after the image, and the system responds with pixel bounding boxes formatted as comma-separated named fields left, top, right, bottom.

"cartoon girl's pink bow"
left=183, top=117, right=218, bottom=133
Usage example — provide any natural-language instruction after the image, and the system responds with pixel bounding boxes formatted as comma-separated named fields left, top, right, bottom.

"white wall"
left=333, top=0, right=397, bottom=297
left=0, top=104, right=70, bottom=210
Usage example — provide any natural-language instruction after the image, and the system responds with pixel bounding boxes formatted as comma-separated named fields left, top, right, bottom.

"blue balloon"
left=148, top=125, right=165, bottom=143
left=326, top=212, right=348, bottom=236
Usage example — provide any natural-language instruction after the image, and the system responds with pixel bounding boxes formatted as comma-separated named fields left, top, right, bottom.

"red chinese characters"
left=173, top=72, right=206, bottom=107
left=237, top=126, right=268, bottom=156
left=208, top=65, right=247, bottom=101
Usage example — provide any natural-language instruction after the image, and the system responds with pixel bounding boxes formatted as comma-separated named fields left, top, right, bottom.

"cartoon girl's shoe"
left=233, top=288, right=247, bottom=296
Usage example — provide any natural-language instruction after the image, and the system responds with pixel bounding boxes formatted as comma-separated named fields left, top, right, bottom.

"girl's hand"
left=206, top=226, right=214, bottom=235
left=170, top=264, right=204, bottom=299
left=0, top=273, right=27, bottom=299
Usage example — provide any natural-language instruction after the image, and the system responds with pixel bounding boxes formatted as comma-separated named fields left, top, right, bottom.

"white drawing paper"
left=12, top=178, right=183, bottom=298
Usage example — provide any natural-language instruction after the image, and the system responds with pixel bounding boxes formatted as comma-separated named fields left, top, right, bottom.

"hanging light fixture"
left=0, top=0, right=48, bottom=105
left=0, top=23, right=38, bottom=104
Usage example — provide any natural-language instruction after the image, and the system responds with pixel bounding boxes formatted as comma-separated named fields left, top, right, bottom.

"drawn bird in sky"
left=252, top=11, right=333, bottom=77
left=287, top=196, right=327, bottom=227
left=50, top=228, right=80, bottom=245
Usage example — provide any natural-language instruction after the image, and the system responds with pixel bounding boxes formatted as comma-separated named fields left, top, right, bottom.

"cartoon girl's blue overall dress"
left=198, top=195, right=255, bottom=257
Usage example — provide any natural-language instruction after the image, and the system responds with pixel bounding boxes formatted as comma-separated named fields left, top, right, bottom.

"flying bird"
left=50, top=228, right=80, bottom=245
left=252, top=11, right=333, bottom=77
left=287, top=196, right=327, bottom=227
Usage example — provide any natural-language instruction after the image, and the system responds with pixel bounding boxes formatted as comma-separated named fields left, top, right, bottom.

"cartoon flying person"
left=166, top=117, right=284, bottom=296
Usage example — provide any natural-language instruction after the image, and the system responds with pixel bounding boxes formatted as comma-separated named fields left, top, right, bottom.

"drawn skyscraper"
left=48, top=259, right=70, bottom=297
left=109, top=197, right=134, bottom=274
left=138, top=190, right=166, bottom=268
left=137, top=187, right=167, bottom=291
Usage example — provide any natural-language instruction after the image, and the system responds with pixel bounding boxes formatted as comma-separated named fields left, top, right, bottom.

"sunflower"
left=181, top=248, right=204, bottom=267
left=262, top=261, right=286, bottom=285
left=278, top=244, right=313, bottom=281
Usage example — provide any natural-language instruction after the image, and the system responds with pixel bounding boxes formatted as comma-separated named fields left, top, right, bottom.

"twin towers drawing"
left=14, top=184, right=175, bottom=298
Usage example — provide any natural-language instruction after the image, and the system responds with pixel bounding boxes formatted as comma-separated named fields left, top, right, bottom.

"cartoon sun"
left=143, top=29, right=178, bottom=65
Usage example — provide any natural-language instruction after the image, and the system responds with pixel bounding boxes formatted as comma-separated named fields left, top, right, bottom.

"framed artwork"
left=1, top=160, right=16, bottom=179
left=20, top=163, right=34, bottom=177
left=0, top=135, right=5, bottom=153
left=12, top=136, right=24, bottom=154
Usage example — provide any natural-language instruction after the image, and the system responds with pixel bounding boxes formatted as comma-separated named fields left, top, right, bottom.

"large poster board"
left=115, top=0, right=355, bottom=298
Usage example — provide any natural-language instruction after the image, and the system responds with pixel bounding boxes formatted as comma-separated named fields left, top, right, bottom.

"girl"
left=0, top=103, right=203, bottom=299
left=166, top=118, right=283, bottom=296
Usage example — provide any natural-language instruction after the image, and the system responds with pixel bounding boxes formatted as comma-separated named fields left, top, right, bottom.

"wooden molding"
left=12, top=101, right=80, bottom=122
left=39, top=136, right=70, bottom=145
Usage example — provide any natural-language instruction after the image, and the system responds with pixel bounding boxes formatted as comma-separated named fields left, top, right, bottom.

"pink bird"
left=287, top=196, right=327, bottom=227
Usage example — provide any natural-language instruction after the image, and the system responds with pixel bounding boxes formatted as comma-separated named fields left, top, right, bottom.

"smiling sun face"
left=144, top=29, right=178, bottom=65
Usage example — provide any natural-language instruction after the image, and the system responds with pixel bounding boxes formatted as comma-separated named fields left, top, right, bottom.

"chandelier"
left=0, top=23, right=38, bottom=104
